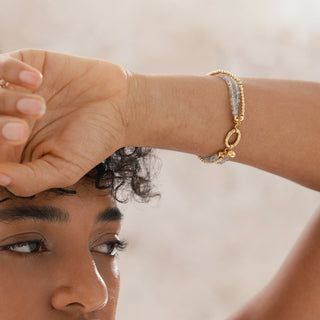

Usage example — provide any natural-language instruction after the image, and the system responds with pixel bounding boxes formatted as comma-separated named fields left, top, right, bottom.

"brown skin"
left=228, top=206, right=320, bottom=320
left=0, top=48, right=319, bottom=318
left=0, top=184, right=122, bottom=320
left=0, top=49, right=128, bottom=195
left=0, top=48, right=318, bottom=195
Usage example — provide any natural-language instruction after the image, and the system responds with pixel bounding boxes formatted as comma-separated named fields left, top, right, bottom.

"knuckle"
left=19, top=48, right=45, bottom=64
left=1, top=57, right=15, bottom=74
left=20, top=48, right=38, bottom=56
left=0, top=53, right=8, bottom=64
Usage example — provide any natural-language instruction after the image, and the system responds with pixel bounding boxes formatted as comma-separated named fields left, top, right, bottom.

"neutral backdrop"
left=0, top=1, right=319, bottom=319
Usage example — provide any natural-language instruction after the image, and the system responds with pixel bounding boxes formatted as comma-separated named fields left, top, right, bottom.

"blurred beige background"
left=0, top=0, right=319, bottom=319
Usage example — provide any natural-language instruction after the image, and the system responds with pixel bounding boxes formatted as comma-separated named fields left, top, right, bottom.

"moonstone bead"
left=216, top=74, right=240, bottom=115
left=201, top=153, right=219, bottom=163
left=217, top=156, right=229, bottom=164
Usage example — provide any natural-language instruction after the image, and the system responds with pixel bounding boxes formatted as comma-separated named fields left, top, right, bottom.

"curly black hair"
left=86, top=146, right=159, bottom=202
left=0, top=147, right=159, bottom=203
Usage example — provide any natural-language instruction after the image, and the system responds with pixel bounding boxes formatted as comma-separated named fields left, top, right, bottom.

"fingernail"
left=2, top=122, right=26, bottom=141
left=19, top=70, right=42, bottom=86
left=17, top=98, right=46, bottom=116
left=0, top=173, right=11, bottom=186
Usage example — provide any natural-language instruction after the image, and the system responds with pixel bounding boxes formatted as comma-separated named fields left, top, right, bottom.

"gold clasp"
left=225, top=128, right=241, bottom=149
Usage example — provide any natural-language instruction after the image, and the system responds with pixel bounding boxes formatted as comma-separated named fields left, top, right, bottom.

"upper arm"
left=227, top=205, right=320, bottom=320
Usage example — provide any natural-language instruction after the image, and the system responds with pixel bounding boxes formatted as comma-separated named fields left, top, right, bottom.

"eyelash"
left=1, top=239, right=128, bottom=257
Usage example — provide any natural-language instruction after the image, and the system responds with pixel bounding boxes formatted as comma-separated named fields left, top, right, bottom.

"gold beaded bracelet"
left=198, top=70, right=245, bottom=164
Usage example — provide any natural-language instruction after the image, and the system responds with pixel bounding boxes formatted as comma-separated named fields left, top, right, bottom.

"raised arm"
left=0, top=48, right=318, bottom=195
left=226, top=205, right=320, bottom=320
left=125, top=74, right=320, bottom=191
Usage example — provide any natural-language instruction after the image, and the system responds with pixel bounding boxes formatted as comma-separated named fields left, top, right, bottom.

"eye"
left=4, top=241, right=46, bottom=254
left=93, top=240, right=127, bottom=257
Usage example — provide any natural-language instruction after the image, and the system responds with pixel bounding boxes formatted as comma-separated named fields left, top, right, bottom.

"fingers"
left=0, top=156, right=85, bottom=197
left=0, top=52, right=51, bottom=195
left=0, top=54, right=46, bottom=147
left=0, top=88, right=46, bottom=119
left=0, top=54, right=43, bottom=90
left=0, top=116, right=30, bottom=146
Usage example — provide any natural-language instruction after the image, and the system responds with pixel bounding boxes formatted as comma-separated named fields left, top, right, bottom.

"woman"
left=0, top=48, right=318, bottom=319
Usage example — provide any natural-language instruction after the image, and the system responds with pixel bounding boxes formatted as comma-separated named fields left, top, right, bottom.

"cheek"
left=0, top=255, right=121, bottom=319
left=0, top=256, right=50, bottom=318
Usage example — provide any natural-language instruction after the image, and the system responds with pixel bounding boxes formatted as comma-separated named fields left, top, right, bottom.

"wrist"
left=96, top=62, right=144, bottom=150
left=121, top=71, right=150, bottom=147
left=123, top=72, right=232, bottom=156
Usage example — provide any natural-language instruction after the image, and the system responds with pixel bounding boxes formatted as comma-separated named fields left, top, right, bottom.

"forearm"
left=125, top=73, right=320, bottom=191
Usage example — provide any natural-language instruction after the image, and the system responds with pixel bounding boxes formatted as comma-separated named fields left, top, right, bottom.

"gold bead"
left=228, top=150, right=236, bottom=158
left=202, top=69, right=245, bottom=164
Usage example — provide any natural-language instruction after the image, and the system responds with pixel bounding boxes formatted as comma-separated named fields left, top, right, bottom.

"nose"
left=51, top=252, right=108, bottom=314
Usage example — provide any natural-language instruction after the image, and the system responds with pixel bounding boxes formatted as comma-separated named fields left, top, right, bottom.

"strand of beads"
left=198, top=70, right=245, bottom=164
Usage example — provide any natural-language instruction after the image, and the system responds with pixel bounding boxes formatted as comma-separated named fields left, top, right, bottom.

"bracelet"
left=198, top=70, right=245, bottom=164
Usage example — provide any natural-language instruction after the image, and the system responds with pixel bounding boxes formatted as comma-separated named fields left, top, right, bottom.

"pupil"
left=29, top=242, right=39, bottom=251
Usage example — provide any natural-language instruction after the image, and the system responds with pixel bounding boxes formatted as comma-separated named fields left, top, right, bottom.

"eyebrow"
left=0, top=205, right=122, bottom=224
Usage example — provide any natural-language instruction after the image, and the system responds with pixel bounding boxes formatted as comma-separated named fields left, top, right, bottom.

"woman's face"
left=0, top=184, right=123, bottom=320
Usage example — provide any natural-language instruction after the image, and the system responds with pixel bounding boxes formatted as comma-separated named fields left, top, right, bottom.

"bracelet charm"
left=198, top=70, right=245, bottom=164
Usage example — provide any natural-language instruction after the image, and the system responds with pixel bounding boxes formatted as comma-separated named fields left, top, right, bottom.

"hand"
left=0, top=48, right=131, bottom=196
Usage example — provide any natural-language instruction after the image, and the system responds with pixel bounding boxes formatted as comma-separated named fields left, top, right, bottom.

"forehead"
left=0, top=184, right=117, bottom=223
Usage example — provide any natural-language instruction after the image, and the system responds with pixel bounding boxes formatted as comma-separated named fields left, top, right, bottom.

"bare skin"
left=0, top=48, right=319, bottom=319
left=130, top=74, right=320, bottom=190
left=0, top=48, right=318, bottom=195
left=0, top=49, right=128, bottom=195
left=0, top=184, right=123, bottom=320
left=228, top=206, right=320, bottom=320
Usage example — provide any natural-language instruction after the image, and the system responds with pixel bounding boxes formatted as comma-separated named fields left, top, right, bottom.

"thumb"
left=0, top=156, right=86, bottom=197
